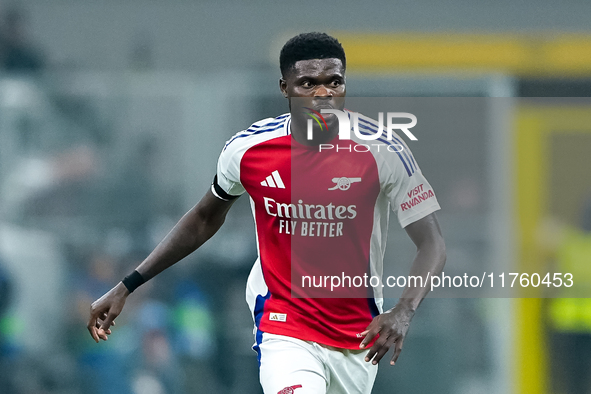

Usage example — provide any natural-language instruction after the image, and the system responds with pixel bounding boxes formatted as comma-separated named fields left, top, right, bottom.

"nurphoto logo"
left=305, top=109, right=418, bottom=141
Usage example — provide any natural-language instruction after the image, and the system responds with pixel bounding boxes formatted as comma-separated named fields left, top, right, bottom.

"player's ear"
left=279, top=78, right=288, bottom=98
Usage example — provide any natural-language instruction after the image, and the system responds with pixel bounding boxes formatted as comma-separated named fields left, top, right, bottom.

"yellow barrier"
left=516, top=106, right=591, bottom=394
left=335, top=33, right=591, bottom=76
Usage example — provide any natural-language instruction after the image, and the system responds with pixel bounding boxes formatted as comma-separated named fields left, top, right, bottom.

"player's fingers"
left=87, top=324, right=99, bottom=343
left=94, top=320, right=112, bottom=335
left=99, top=312, right=116, bottom=325
left=360, top=318, right=382, bottom=348
left=100, top=312, right=118, bottom=331
left=93, top=319, right=108, bottom=340
left=364, top=334, right=388, bottom=362
left=390, top=337, right=405, bottom=366
left=359, top=328, right=379, bottom=349
left=370, top=335, right=397, bottom=365
left=95, top=320, right=110, bottom=340
left=87, top=312, right=101, bottom=343
left=96, top=317, right=114, bottom=329
left=97, top=328, right=109, bottom=341
left=87, top=319, right=107, bottom=341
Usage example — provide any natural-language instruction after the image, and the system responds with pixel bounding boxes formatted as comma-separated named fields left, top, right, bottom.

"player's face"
left=280, top=58, right=346, bottom=129
left=280, top=58, right=346, bottom=100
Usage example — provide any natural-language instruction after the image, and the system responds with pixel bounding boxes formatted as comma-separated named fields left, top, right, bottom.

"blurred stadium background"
left=1, top=0, right=591, bottom=393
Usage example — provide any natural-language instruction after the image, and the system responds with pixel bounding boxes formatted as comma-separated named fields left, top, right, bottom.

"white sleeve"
left=381, top=143, right=440, bottom=228
left=213, top=142, right=246, bottom=200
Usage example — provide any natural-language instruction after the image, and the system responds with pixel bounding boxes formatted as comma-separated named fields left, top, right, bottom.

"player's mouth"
left=313, top=104, right=334, bottom=110
left=312, top=105, right=336, bottom=118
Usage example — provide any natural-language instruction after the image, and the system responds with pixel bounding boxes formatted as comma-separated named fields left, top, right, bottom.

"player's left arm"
left=360, top=212, right=446, bottom=365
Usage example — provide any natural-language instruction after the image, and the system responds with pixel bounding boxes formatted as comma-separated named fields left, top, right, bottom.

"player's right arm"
left=87, top=188, right=238, bottom=343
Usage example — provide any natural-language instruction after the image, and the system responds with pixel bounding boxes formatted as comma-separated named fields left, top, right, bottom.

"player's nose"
left=314, top=85, right=333, bottom=97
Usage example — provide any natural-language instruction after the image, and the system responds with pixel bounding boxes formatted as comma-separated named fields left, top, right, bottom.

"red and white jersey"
left=213, top=111, right=440, bottom=350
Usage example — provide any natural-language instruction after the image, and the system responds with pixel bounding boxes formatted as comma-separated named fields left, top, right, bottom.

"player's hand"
left=358, top=303, right=415, bottom=366
left=87, top=282, right=129, bottom=343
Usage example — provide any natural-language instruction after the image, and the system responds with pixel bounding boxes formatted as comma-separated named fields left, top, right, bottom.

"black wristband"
left=122, top=270, right=145, bottom=293
left=212, top=175, right=240, bottom=201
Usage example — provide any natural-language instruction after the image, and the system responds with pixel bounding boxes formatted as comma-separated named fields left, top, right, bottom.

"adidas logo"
left=260, top=170, right=285, bottom=189
left=269, top=312, right=287, bottom=322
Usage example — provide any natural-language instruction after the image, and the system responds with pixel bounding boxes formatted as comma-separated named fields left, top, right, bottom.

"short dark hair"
left=280, top=32, right=346, bottom=77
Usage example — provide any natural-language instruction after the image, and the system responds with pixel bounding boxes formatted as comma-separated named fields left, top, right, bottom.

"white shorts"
left=257, top=332, right=378, bottom=394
